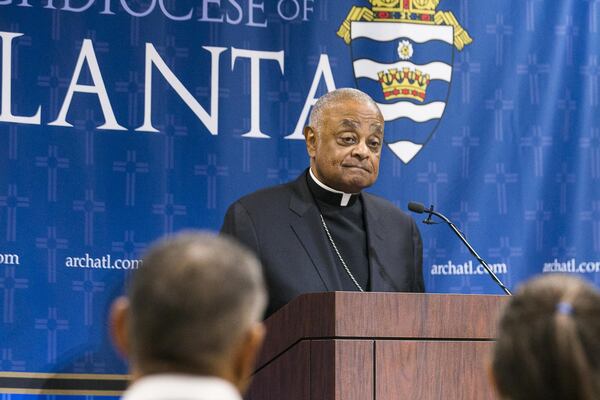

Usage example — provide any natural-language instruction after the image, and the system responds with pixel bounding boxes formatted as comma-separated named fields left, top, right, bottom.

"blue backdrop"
left=1, top=0, right=599, bottom=394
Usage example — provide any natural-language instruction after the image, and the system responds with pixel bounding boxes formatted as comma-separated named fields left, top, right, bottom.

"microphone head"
left=408, top=201, right=426, bottom=214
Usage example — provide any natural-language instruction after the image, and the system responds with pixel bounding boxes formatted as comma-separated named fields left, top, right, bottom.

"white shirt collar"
left=122, top=374, right=242, bottom=400
left=309, top=168, right=357, bottom=207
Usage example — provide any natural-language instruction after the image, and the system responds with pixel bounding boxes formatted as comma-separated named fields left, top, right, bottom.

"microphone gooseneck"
left=408, top=201, right=512, bottom=296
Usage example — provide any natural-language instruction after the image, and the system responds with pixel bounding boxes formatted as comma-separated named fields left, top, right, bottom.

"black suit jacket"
left=221, top=171, right=424, bottom=317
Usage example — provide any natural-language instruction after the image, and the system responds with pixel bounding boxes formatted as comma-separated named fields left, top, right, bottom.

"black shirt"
left=306, top=171, right=371, bottom=291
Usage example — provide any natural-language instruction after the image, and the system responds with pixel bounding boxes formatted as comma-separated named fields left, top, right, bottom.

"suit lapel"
left=288, top=173, right=342, bottom=292
left=363, top=193, right=400, bottom=292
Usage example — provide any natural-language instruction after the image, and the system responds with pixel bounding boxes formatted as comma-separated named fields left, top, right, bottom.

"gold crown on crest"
left=378, top=67, right=430, bottom=102
left=371, top=0, right=439, bottom=23
left=337, top=0, right=473, bottom=51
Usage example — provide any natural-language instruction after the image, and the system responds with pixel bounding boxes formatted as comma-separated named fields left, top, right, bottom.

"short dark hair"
left=127, top=231, right=266, bottom=375
left=492, top=274, right=600, bottom=400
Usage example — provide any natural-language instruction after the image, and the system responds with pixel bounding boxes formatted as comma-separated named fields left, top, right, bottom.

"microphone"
left=408, top=201, right=512, bottom=296
left=409, top=202, right=437, bottom=224
left=408, top=202, right=425, bottom=213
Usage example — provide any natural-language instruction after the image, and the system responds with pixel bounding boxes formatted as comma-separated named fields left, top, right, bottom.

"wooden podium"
left=246, top=292, right=508, bottom=400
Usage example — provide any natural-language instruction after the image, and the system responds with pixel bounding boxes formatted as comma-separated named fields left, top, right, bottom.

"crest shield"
left=350, top=21, right=454, bottom=163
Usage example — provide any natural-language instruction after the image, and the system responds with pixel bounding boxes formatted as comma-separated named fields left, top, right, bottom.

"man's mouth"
left=342, top=164, right=371, bottom=173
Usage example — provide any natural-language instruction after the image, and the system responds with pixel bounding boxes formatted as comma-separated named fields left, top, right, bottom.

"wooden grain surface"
left=311, top=340, right=373, bottom=400
left=375, top=340, right=497, bottom=400
left=257, top=292, right=508, bottom=369
left=250, top=293, right=507, bottom=400
left=246, top=340, right=310, bottom=400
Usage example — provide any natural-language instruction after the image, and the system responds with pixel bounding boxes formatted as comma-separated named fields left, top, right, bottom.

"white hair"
left=308, top=88, right=382, bottom=131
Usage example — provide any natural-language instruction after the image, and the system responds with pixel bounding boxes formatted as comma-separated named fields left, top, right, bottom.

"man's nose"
left=352, top=140, right=370, bottom=159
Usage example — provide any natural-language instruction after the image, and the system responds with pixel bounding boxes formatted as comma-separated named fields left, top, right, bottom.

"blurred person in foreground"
left=110, top=232, right=267, bottom=400
left=491, top=273, right=600, bottom=400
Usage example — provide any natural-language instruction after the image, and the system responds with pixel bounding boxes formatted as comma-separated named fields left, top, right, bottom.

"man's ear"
left=231, top=322, right=266, bottom=394
left=109, top=297, right=131, bottom=360
left=304, top=126, right=317, bottom=158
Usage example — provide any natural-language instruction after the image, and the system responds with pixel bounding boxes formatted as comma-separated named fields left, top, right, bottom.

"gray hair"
left=308, top=88, right=382, bottom=131
left=127, top=231, right=267, bottom=374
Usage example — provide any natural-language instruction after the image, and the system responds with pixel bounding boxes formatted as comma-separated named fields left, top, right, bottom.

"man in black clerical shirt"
left=221, top=88, right=424, bottom=317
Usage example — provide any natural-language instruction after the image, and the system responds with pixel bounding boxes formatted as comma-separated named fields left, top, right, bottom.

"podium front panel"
left=376, top=340, right=496, bottom=400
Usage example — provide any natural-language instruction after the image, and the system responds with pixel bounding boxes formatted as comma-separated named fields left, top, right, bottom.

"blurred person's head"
left=492, top=274, right=600, bottom=400
left=110, top=231, right=267, bottom=394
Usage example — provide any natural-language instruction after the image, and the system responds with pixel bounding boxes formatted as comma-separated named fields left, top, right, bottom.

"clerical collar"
left=308, top=169, right=360, bottom=207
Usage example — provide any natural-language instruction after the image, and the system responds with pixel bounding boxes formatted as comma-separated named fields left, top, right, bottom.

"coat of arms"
left=338, top=0, right=472, bottom=163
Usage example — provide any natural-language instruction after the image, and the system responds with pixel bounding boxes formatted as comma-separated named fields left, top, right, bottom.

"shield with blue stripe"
left=350, top=21, right=454, bottom=163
